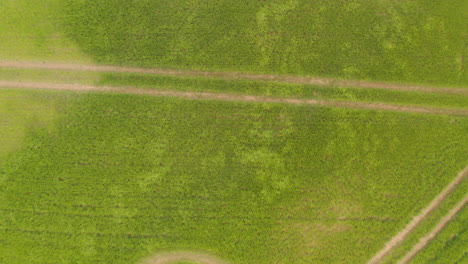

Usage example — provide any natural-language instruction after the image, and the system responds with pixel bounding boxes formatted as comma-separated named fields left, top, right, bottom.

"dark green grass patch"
left=1, top=90, right=467, bottom=263
left=61, top=0, right=467, bottom=86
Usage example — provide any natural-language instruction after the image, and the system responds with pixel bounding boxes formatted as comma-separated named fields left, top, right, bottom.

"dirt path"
left=1, top=60, right=467, bottom=95
left=398, top=195, right=468, bottom=264
left=367, top=167, right=468, bottom=264
left=1, top=81, right=467, bottom=116
left=141, top=251, right=228, bottom=264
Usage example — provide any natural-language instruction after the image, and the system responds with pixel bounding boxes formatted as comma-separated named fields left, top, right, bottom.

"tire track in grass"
left=1, top=60, right=467, bottom=95
left=141, top=251, right=228, bottom=264
left=367, top=167, right=468, bottom=264
left=1, top=81, right=467, bottom=116
left=398, top=195, right=468, bottom=264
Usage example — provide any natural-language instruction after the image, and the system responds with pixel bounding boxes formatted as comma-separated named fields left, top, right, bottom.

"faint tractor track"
left=141, top=251, right=229, bottom=264
left=1, top=81, right=468, bottom=116
left=398, top=195, right=468, bottom=264
left=367, top=167, right=468, bottom=264
left=0, top=60, right=467, bottom=95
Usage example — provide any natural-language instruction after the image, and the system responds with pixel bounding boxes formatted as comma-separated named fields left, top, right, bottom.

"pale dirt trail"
left=367, top=167, right=468, bottom=264
left=398, top=195, right=468, bottom=264
left=1, top=60, right=467, bottom=95
left=1, top=81, right=468, bottom=116
left=141, top=251, right=228, bottom=264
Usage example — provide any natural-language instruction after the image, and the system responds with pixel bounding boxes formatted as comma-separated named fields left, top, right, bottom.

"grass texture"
left=1, top=90, right=467, bottom=263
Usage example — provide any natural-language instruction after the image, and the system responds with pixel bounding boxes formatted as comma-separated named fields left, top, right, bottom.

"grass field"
left=1, top=0, right=467, bottom=263
left=1, top=90, right=467, bottom=263
left=379, top=177, right=468, bottom=263
left=410, top=206, right=467, bottom=264
left=61, top=0, right=467, bottom=86
left=2, top=0, right=466, bottom=86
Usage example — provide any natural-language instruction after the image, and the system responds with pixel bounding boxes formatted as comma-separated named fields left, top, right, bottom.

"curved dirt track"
left=142, top=251, right=229, bottom=264
left=398, top=195, right=468, bottom=264
left=1, top=81, right=467, bottom=116
left=1, top=60, right=467, bottom=95
left=367, top=167, right=468, bottom=264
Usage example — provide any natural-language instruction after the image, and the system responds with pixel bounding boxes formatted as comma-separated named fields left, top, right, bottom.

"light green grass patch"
left=0, top=0, right=92, bottom=62
left=0, top=68, right=99, bottom=85
left=0, top=89, right=64, bottom=162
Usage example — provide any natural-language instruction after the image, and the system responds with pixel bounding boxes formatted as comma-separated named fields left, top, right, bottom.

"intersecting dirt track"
left=1, top=60, right=467, bottom=95
left=142, top=251, right=229, bottom=264
left=1, top=81, right=467, bottom=116
left=367, top=167, right=468, bottom=264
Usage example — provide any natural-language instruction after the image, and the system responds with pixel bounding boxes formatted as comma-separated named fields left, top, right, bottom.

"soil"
left=142, top=251, right=228, bottom=264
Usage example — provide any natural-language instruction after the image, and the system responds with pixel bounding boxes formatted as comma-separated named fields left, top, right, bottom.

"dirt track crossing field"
left=398, top=195, right=468, bottom=264
left=141, top=251, right=229, bottom=264
left=367, top=167, right=468, bottom=264
left=1, top=81, right=467, bottom=116
left=1, top=60, right=467, bottom=95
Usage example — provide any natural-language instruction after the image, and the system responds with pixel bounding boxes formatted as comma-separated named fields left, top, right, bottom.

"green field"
left=1, top=89, right=467, bottom=263
left=411, top=207, right=467, bottom=264
left=1, top=0, right=467, bottom=263
left=380, top=178, right=468, bottom=264
left=1, top=0, right=466, bottom=86
left=60, top=0, right=467, bottom=86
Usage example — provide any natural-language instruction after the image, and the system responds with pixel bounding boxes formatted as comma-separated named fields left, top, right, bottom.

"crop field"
left=60, top=0, right=467, bottom=86
left=411, top=206, right=467, bottom=264
left=1, top=90, right=467, bottom=263
left=377, top=174, right=468, bottom=264
left=0, top=0, right=467, bottom=264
